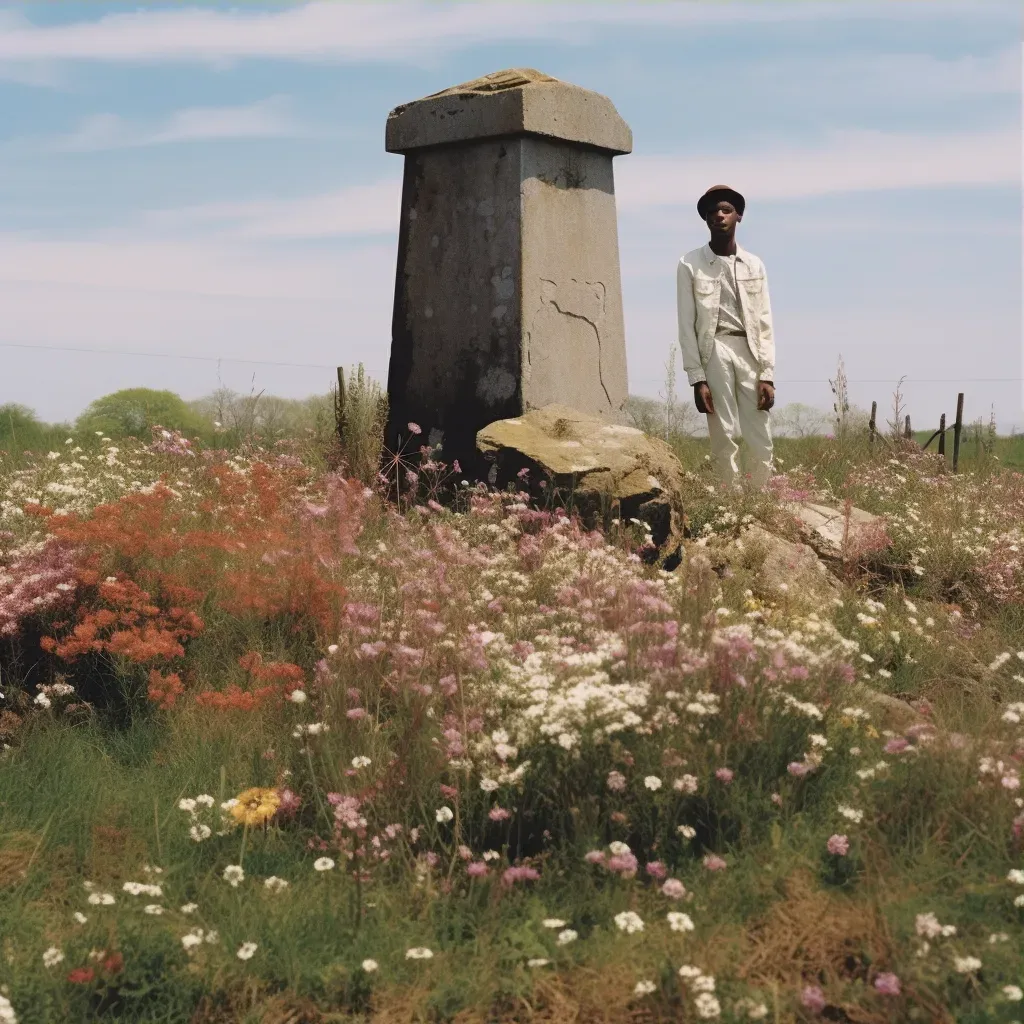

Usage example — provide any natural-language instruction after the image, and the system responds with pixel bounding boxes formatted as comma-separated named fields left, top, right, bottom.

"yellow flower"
left=230, top=788, right=280, bottom=828
left=865, top=725, right=879, bottom=739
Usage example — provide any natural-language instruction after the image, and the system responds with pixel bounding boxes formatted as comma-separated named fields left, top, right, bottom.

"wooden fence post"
left=868, top=401, right=877, bottom=445
left=937, top=413, right=946, bottom=457
left=952, top=392, right=964, bottom=472
left=904, top=414, right=911, bottom=440
left=335, top=366, right=347, bottom=445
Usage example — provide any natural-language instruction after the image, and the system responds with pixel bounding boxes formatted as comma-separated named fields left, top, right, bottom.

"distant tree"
left=772, top=402, right=831, bottom=438
left=75, top=388, right=212, bottom=440
left=0, top=403, right=57, bottom=452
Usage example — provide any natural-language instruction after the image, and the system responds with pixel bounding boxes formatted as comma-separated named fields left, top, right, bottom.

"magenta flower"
left=873, top=972, right=900, bottom=996
left=801, top=985, right=826, bottom=1013
left=715, top=767, right=734, bottom=784
left=826, top=834, right=849, bottom=856
left=702, top=854, right=727, bottom=871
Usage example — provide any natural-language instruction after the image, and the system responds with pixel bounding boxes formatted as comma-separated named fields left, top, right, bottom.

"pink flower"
left=645, top=861, right=667, bottom=880
left=502, top=865, right=539, bottom=886
left=661, top=878, right=686, bottom=899
left=439, top=784, right=459, bottom=799
left=826, top=834, right=849, bottom=856
left=801, top=985, right=826, bottom=1013
left=407, top=422, right=422, bottom=435
left=466, top=861, right=489, bottom=877
left=488, top=807, right=511, bottom=822
left=606, top=770, right=627, bottom=792
left=715, top=767, right=734, bottom=784
left=884, top=737, right=909, bottom=754
left=873, top=972, right=900, bottom=996
left=584, top=850, right=606, bottom=865
left=346, top=707, right=367, bottom=720
left=608, top=853, right=639, bottom=875
left=275, top=788, right=302, bottom=818
left=787, top=761, right=812, bottom=777
left=771, top=793, right=782, bottom=806
left=702, top=854, right=727, bottom=872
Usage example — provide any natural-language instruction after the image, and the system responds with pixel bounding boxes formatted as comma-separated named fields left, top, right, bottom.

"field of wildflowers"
left=0, top=420, right=1022, bottom=1023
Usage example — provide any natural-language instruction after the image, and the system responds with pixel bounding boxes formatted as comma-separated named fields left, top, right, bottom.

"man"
left=676, top=184, right=775, bottom=489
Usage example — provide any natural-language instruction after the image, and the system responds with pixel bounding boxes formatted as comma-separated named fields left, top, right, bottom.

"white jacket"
left=676, top=243, right=776, bottom=387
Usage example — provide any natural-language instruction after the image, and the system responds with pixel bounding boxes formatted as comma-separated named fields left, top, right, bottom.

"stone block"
left=384, top=69, right=632, bottom=474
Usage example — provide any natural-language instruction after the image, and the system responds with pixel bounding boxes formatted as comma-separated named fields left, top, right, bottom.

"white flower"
left=195, top=794, right=215, bottom=807
left=123, top=881, right=162, bottom=897
left=33, top=693, right=51, bottom=709
left=479, top=778, right=499, bottom=792
left=677, top=825, right=696, bottom=840
left=42, top=946, right=64, bottom=968
left=143, top=904, right=164, bottom=915
left=694, top=992, right=721, bottom=1018
left=236, top=942, right=258, bottom=961
left=609, top=841, right=631, bottom=856
left=679, top=965, right=701, bottom=979
left=189, top=823, right=212, bottom=842
left=264, top=876, right=289, bottom=892
left=693, top=974, right=716, bottom=992
left=362, top=958, right=379, bottom=972
left=435, top=806, right=454, bottom=824
left=953, top=955, right=982, bottom=973
left=482, top=850, right=500, bottom=861
left=1007, top=868, right=1024, bottom=884
left=809, top=734, right=829, bottom=748
left=838, top=804, right=864, bottom=823
left=0, top=993, right=16, bottom=1024
left=351, top=755, right=372, bottom=769
left=313, top=857, right=335, bottom=872
left=178, top=798, right=197, bottom=813
left=405, top=947, right=434, bottom=959
left=556, top=929, right=578, bottom=945
left=667, top=912, right=694, bottom=933
left=73, top=912, right=88, bottom=924
left=1003, top=984, right=1023, bottom=1002
left=527, top=958, right=550, bottom=968
left=288, top=690, right=308, bottom=704
left=222, top=864, right=245, bottom=887
left=634, top=980, right=657, bottom=996
left=181, top=929, right=205, bottom=951
left=542, top=918, right=566, bottom=929
left=674, top=774, right=698, bottom=794
left=644, top=775, right=662, bottom=791
left=1016, top=894, right=1024, bottom=907
left=614, top=911, right=644, bottom=934
left=87, top=892, right=115, bottom=905
left=180, top=903, right=199, bottom=914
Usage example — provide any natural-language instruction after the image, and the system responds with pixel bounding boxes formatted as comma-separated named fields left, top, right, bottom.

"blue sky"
left=0, top=1, right=1021, bottom=430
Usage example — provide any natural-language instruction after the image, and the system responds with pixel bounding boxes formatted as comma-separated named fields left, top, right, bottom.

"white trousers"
left=704, top=334, right=773, bottom=489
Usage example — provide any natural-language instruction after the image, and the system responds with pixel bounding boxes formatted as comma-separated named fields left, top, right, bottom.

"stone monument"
left=384, top=68, right=632, bottom=472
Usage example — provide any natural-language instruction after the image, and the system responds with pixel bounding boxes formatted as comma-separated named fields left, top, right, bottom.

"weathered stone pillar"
left=384, top=68, right=632, bottom=473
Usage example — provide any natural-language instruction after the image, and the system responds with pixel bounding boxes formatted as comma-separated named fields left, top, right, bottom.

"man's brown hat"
left=697, top=185, right=745, bottom=219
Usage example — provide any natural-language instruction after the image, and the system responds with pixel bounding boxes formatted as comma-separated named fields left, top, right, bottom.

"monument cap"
left=697, top=185, right=746, bottom=219
left=386, top=68, right=632, bottom=155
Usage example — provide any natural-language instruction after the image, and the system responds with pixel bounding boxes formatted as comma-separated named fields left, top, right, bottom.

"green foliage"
left=74, top=388, right=212, bottom=441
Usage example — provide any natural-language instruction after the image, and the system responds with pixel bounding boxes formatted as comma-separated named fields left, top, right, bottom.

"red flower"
left=67, top=966, right=95, bottom=984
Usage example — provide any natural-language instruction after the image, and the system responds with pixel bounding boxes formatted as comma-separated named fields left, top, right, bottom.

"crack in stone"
left=538, top=278, right=611, bottom=408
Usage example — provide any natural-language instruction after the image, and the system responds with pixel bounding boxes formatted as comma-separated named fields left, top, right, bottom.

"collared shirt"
left=713, top=251, right=746, bottom=337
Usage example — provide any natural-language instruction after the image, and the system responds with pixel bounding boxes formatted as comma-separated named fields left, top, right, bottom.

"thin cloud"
left=54, top=96, right=301, bottom=151
left=136, top=124, right=1021, bottom=241
left=0, top=2, right=1015, bottom=65
left=616, top=126, right=1021, bottom=211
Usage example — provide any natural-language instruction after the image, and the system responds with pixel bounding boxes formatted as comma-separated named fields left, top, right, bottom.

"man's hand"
left=757, top=381, right=775, bottom=411
left=694, top=382, right=715, bottom=416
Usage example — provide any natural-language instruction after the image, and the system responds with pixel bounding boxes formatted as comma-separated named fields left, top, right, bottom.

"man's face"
left=707, top=201, right=741, bottom=235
